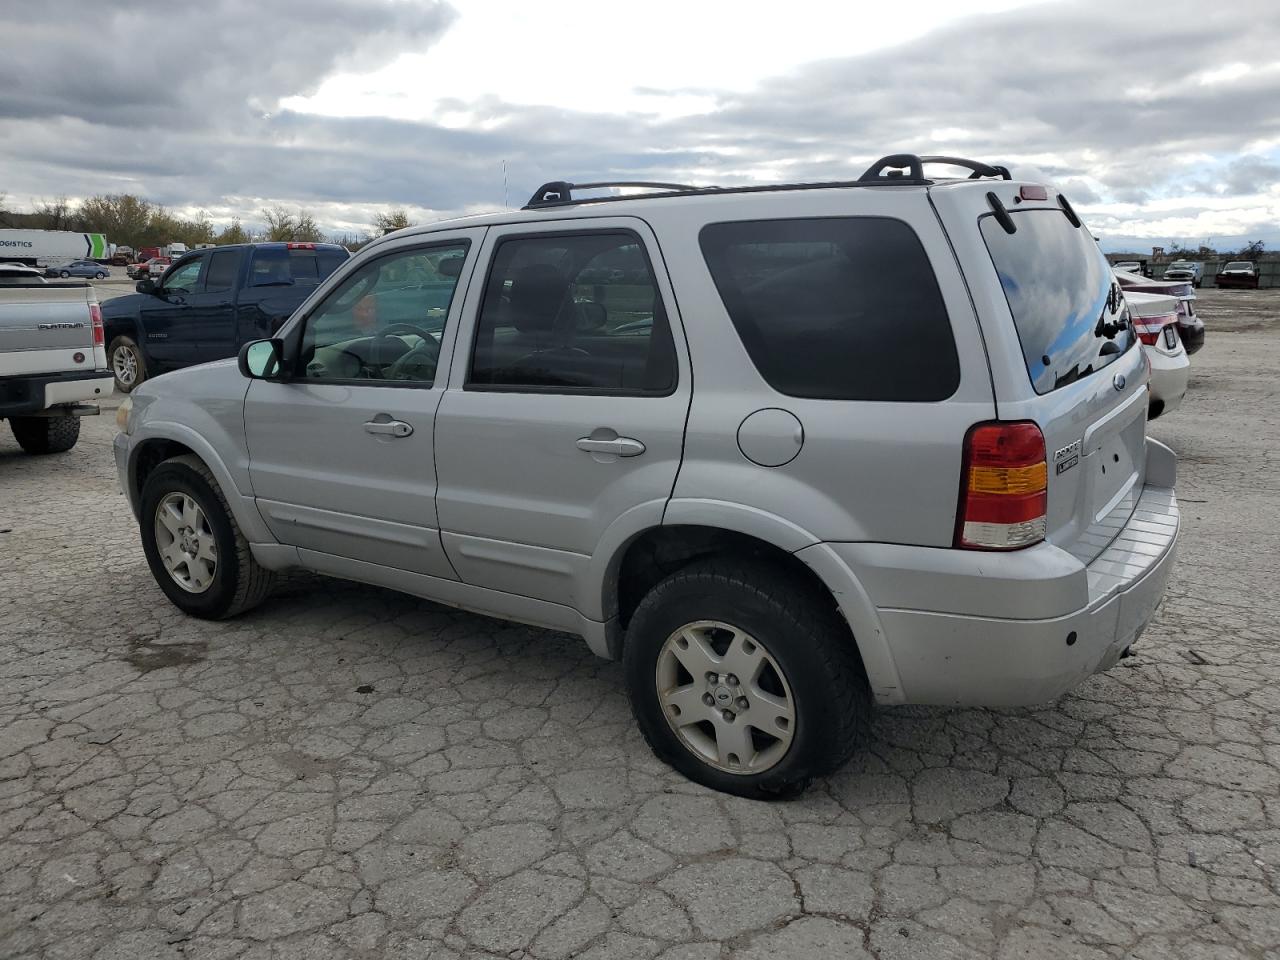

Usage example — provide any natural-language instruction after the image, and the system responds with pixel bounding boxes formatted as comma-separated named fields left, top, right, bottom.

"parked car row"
left=107, top=156, right=1182, bottom=797
left=44, top=259, right=109, bottom=280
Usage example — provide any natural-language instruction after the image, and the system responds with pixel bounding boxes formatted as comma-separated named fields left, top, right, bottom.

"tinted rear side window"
left=204, top=249, right=242, bottom=292
left=699, top=218, right=959, bottom=401
left=980, top=209, right=1133, bottom=394
left=249, top=247, right=348, bottom=286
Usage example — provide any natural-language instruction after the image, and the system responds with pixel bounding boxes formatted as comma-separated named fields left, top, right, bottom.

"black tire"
left=108, top=335, right=147, bottom=393
left=59, top=270, right=70, bottom=278
left=95, top=271, right=106, bottom=280
left=9, top=415, right=80, bottom=454
left=139, top=455, right=274, bottom=619
left=624, top=558, right=871, bottom=799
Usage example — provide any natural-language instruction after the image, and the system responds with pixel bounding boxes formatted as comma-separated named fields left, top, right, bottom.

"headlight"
left=115, top=396, right=133, bottom=434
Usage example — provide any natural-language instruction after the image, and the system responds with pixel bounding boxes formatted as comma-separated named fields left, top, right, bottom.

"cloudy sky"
left=2, top=0, right=1278, bottom=250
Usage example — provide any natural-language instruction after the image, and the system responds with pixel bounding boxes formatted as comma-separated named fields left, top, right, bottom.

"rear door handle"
left=364, top=419, right=413, bottom=438
left=576, top=436, right=645, bottom=457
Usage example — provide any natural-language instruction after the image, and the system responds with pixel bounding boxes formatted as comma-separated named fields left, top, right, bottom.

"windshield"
left=1225, top=262, right=1253, bottom=271
left=982, top=209, right=1135, bottom=395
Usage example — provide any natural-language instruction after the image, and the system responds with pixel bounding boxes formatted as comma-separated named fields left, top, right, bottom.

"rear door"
left=184, top=247, right=243, bottom=362
left=931, top=184, right=1149, bottom=562
left=432, top=218, right=691, bottom=611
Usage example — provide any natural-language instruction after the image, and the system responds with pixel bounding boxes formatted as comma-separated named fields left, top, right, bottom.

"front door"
left=434, top=219, right=692, bottom=614
left=142, top=253, right=206, bottom=366
left=244, top=230, right=482, bottom=578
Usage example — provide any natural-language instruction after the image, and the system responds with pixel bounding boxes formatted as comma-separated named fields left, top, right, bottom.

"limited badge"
left=1054, top=438, right=1082, bottom=475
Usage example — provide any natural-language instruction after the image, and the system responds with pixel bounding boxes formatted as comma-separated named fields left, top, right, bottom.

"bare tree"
left=372, top=208, right=414, bottom=236
left=78, top=194, right=155, bottom=248
left=34, top=196, right=75, bottom=230
left=215, top=218, right=250, bottom=245
left=261, top=205, right=323, bottom=242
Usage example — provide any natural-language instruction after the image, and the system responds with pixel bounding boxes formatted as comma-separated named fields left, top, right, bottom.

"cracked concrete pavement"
left=2, top=288, right=1279, bottom=959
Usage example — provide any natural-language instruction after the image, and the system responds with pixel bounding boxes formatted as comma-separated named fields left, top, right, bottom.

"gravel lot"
left=2, top=288, right=1278, bottom=960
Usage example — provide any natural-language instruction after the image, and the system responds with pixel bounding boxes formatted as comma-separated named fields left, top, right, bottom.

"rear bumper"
left=1146, top=345, right=1189, bottom=417
left=0, top=371, right=113, bottom=417
left=821, top=442, right=1178, bottom=708
left=1178, top=318, right=1205, bottom=355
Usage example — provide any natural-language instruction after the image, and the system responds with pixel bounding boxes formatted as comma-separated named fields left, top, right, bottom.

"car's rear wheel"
left=9, top=415, right=80, bottom=454
left=109, top=335, right=147, bottom=393
left=59, top=270, right=70, bottom=278
left=624, top=558, right=871, bottom=798
left=139, top=455, right=274, bottom=619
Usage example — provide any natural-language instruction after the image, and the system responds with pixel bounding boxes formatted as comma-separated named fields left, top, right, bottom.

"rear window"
left=981, top=209, right=1134, bottom=394
left=698, top=217, right=960, bottom=401
left=250, top=247, right=348, bottom=287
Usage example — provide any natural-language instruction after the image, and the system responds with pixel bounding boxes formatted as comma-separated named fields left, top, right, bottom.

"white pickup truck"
left=0, top=265, right=114, bottom=453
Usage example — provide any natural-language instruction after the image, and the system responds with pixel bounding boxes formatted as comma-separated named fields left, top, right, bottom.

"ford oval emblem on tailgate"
left=1113, top=373, right=1126, bottom=391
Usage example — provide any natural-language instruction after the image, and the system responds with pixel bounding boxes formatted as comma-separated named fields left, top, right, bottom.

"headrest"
left=508, top=263, right=567, bottom=333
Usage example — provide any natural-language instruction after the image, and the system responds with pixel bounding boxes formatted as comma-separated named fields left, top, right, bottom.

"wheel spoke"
left=721, top=631, right=765, bottom=685
left=181, top=496, right=198, bottom=529
left=659, top=684, right=708, bottom=727
left=670, top=628, right=718, bottom=676
left=157, top=502, right=183, bottom=535
left=748, top=687, right=795, bottom=743
left=196, top=538, right=217, bottom=562
left=713, top=717, right=755, bottom=769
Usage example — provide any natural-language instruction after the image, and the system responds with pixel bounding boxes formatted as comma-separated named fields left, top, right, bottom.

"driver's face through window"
left=299, top=242, right=469, bottom=385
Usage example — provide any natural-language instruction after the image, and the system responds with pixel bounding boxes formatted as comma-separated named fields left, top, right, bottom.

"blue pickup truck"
left=102, top=242, right=349, bottom=392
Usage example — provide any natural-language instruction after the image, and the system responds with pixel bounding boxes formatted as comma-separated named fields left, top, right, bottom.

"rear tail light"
left=1132, top=311, right=1177, bottom=345
left=89, top=303, right=104, bottom=346
left=956, top=421, right=1048, bottom=551
left=286, top=242, right=316, bottom=249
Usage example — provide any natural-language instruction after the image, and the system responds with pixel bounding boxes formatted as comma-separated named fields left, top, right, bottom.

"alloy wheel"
left=154, top=492, right=217, bottom=593
left=655, top=620, right=796, bottom=773
left=113, top=346, right=137, bottom=387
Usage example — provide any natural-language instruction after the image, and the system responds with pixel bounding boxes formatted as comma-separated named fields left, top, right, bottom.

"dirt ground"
left=1, top=288, right=1278, bottom=959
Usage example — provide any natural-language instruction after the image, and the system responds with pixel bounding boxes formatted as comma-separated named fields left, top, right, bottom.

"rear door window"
left=980, top=209, right=1134, bottom=394
left=203, top=249, right=242, bottom=292
left=249, top=247, right=348, bottom=287
left=468, top=231, right=677, bottom=395
left=698, top=217, right=960, bottom=401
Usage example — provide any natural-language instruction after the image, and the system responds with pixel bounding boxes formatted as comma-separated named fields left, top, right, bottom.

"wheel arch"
left=600, top=516, right=899, bottom=701
left=128, top=425, right=273, bottom=544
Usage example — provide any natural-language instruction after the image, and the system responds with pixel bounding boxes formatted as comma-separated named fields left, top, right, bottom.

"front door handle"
left=364, top=419, right=413, bottom=438
left=576, top=436, right=645, bottom=457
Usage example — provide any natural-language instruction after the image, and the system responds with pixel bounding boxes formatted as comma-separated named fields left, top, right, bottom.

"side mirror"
left=238, top=339, right=283, bottom=380
left=136, top=278, right=158, bottom=294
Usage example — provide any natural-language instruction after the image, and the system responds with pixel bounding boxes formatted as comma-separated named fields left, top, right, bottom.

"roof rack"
left=857, top=154, right=1012, bottom=183
left=521, top=154, right=1014, bottom=210
left=525, top=180, right=703, bottom=208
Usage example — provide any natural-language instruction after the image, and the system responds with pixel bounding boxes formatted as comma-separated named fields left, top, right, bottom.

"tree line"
left=0, top=192, right=417, bottom=250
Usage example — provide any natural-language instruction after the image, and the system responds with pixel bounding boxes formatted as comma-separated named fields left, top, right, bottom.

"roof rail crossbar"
left=858, top=154, right=929, bottom=184
left=918, top=155, right=1013, bottom=181
left=525, top=180, right=702, bottom=208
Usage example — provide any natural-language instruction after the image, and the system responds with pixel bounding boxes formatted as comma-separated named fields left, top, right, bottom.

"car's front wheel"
left=59, top=270, right=70, bottom=278
left=95, top=271, right=106, bottom=280
left=108, top=335, right=147, bottom=393
left=139, top=455, right=274, bottom=619
left=624, top=559, right=871, bottom=798
left=9, top=415, right=80, bottom=454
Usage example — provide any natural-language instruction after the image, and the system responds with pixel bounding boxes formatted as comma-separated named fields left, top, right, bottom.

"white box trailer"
left=0, top=229, right=113, bottom=268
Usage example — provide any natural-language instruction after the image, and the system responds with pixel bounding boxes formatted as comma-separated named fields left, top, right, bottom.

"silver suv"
left=114, top=155, right=1179, bottom=797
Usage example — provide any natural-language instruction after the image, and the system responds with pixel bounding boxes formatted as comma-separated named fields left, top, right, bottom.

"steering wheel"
left=380, top=322, right=442, bottom=381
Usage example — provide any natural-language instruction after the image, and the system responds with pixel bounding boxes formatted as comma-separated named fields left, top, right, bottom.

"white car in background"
left=1125, top=289, right=1188, bottom=420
